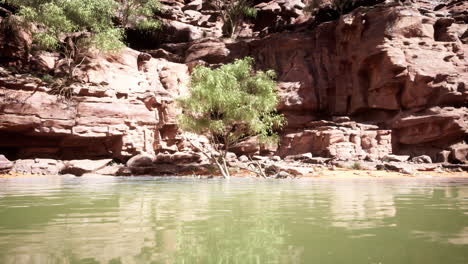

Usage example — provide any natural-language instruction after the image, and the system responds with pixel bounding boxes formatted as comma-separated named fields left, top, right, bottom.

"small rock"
left=382, top=154, right=410, bottom=162
left=271, top=156, right=281, bottom=162
left=307, top=157, right=331, bottom=165
left=283, top=167, right=307, bottom=177
left=183, top=0, right=202, bottom=11
left=265, top=164, right=281, bottom=176
left=226, top=152, right=237, bottom=162
left=252, top=155, right=268, bottom=161
left=365, top=154, right=379, bottom=162
left=400, top=167, right=414, bottom=175
left=411, top=155, right=432, bottom=164
left=332, top=116, right=351, bottom=123
left=238, top=155, right=249, bottom=162
left=284, top=153, right=313, bottom=162
left=94, top=165, right=124, bottom=176
left=383, top=162, right=414, bottom=175
left=275, top=171, right=290, bottom=179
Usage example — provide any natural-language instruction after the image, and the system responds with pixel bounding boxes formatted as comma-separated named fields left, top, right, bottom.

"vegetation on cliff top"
left=0, top=0, right=160, bottom=79
left=306, top=0, right=354, bottom=14
left=208, top=0, right=257, bottom=38
left=177, top=57, right=284, bottom=178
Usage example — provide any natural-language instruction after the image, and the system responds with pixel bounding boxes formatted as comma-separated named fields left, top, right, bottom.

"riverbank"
left=2, top=167, right=467, bottom=179
left=303, top=167, right=468, bottom=179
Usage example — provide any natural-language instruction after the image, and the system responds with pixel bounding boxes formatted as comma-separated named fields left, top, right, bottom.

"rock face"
left=180, top=1, right=468, bottom=162
left=277, top=120, right=392, bottom=160
left=0, top=0, right=467, bottom=165
left=0, top=46, right=190, bottom=160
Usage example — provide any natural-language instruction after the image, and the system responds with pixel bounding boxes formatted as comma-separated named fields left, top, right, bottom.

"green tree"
left=209, top=0, right=257, bottom=38
left=1, top=0, right=160, bottom=79
left=177, top=57, right=284, bottom=179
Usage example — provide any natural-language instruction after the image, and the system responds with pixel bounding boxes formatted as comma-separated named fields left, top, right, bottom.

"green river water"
left=0, top=175, right=467, bottom=264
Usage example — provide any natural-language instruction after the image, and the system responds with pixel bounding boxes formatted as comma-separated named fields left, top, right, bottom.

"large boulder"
left=411, top=155, right=432, bottom=164
left=450, top=143, right=468, bottom=164
left=126, top=153, right=156, bottom=168
left=230, top=137, right=261, bottom=156
left=12, top=159, right=64, bottom=175
left=253, top=0, right=306, bottom=32
left=61, top=159, right=113, bottom=176
left=0, top=154, right=13, bottom=172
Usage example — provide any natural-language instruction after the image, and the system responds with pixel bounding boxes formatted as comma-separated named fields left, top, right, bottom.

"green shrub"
left=351, top=162, right=362, bottom=170
left=305, top=0, right=354, bottom=14
left=118, top=0, right=161, bottom=31
left=1, top=0, right=161, bottom=79
left=208, top=0, right=257, bottom=38
left=40, top=74, right=53, bottom=83
left=177, top=57, right=284, bottom=178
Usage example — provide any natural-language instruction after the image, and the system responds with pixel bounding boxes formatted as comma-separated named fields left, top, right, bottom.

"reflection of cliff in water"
left=0, top=178, right=468, bottom=264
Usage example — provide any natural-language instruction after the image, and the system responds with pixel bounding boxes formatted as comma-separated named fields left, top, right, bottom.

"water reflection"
left=0, top=177, right=467, bottom=263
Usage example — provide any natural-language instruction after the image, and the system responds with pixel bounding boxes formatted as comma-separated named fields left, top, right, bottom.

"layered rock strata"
left=176, top=1, right=468, bottom=163
left=0, top=48, right=190, bottom=160
left=0, top=0, right=467, bottom=166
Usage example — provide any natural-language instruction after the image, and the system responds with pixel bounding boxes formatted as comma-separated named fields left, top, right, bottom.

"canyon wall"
left=0, top=0, right=467, bottom=163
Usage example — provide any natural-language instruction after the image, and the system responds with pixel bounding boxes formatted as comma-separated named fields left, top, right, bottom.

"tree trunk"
left=214, top=157, right=230, bottom=179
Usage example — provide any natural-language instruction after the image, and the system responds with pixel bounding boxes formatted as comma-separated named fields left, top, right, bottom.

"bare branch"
left=71, top=55, right=87, bottom=78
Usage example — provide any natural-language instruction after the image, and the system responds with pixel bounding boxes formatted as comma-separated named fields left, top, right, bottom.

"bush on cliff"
left=117, top=0, right=161, bottom=31
left=305, top=0, right=355, bottom=15
left=0, top=0, right=160, bottom=79
left=177, top=57, right=284, bottom=178
left=208, top=0, right=257, bottom=38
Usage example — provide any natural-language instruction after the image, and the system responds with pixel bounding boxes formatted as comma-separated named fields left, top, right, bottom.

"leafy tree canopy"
left=177, top=57, right=284, bottom=178
left=0, top=0, right=161, bottom=81
left=1, top=0, right=161, bottom=52
left=117, top=0, right=161, bottom=31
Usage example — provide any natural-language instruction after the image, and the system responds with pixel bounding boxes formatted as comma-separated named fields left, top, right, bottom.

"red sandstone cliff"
left=0, top=0, right=466, bottom=165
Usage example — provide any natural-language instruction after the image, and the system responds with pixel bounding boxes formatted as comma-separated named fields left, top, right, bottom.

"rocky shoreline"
left=1, top=0, right=467, bottom=172
left=1, top=152, right=467, bottom=179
